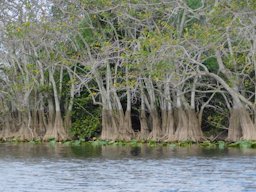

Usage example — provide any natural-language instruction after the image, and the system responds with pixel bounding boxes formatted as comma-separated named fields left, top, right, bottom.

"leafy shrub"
left=70, top=114, right=100, bottom=140
left=70, top=93, right=101, bottom=140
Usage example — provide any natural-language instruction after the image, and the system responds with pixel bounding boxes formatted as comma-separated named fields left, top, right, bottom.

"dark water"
left=0, top=143, right=256, bottom=192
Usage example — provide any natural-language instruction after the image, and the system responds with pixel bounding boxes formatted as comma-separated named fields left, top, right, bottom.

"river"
left=0, top=143, right=256, bottom=192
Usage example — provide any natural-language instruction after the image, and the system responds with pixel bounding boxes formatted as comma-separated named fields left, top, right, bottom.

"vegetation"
left=0, top=0, right=256, bottom=143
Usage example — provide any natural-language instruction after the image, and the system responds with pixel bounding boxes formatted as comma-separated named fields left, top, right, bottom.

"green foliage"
left=70, top=114, right=100, bottom=139
left=217, top=141, right=226, bottom=149
left=148, top=140, right=157, bottom=147
left=91, top=140, right=109, bottom=146
left=199, top=141, right=227, bottom=149
left=29, top=139, right=42, bottom=144
left=70, top=94, right=101, bottom=139
left=130, top=139, right=139, bottom=147
left=178, top=141, right=193, bottom=147
left=75, top=18, right=95, bottom=49
left=202, top=92, right=229, bottom=139
left=72, top=140, right=82, bottom=146
left=186, top=0, right=202, bottom=9
left=169, top=143, right=177, bottom=148
left=228, top=141, right=256, bottom=148
left=63, top=141, right=72, bottom=146
left=48, top=138, right=57, bottom=145
left=200, top=141, right=216, bottom=149
left=207, top=114, right=225, bottom=132
left=6, top=22, right=32, bottom=38
left=203, top=57, right=218, bottom=73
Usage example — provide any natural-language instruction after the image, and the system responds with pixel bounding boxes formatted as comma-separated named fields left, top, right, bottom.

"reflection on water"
left=0, top=143, right=256, bottom=192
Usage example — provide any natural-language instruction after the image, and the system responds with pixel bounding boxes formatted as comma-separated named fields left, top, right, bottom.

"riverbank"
left=1, top=138, right=256, bottom=149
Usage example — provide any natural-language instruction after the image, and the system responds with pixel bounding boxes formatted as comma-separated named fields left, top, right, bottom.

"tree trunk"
left=164, top=109, right=175, bottom=141
left=187, top=108, right=203, bottom=141
left=161, top=109, right=168, bottom=135
left=139, top=109, right=150, bottom=140
left=174, top=107, right=202, bottom=141
left=138, top=83, right=150, bottom=140
left=227, top=102, right=256, bottom=141
left=64, top=70, right=75, bottom=131
left=43, top=97, right=55, bottom=140
left=118, top=110, right=134, bottom=141
left=54, top=111, right=68, bottom=141
left=43, top=69, right=69, bottom=141
left=38, top=109, right=46, bottom=137
left=174, top=108, right=189, bottom=141
left=101, top=109, right=119, bottom=140
left=43, top=110, right=68, bottom=141
left=227, top=106, right=243, bottom=141
left=148, top=109, right=162, bottom=141
left=0, top=116, right=12, bottom=140
left=64, top=111, right=72, bottom=131
left=116, top=87, right=134, bottom=141
left=15, top=111, right=36, bottom=141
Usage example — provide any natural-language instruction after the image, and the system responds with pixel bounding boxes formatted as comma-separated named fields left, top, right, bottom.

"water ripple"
left=0, top=144, right=255, bottom=192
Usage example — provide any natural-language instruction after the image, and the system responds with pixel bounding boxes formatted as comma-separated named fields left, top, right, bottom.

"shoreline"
left=1, top=138, right=256, bottom=149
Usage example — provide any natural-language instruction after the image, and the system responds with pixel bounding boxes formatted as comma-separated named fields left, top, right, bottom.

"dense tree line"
left=0, top=0, right=255, bottom=142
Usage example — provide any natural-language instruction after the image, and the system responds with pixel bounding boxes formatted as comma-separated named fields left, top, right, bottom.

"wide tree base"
left=227, top=106, right=256, bottom=141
